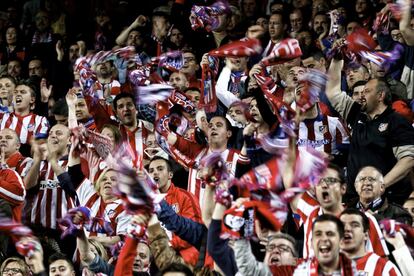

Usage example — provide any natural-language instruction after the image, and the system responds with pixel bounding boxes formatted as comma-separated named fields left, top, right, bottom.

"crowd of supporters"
left=1, top=0, right=414, bottom=275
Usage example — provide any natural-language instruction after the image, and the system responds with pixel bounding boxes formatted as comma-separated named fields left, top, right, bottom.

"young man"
left=84, top=92, right=153, bottom=169
left=293, top=214, right=358, bottom=275
left=167, top=116, right=249, bottom=207
left=340, top=208, right=401, bottom=275
left=48, top=253, right=76, bottom=276
left=148, top=156, right=202, bottom=266
left=263, top=13, right=287, bottom=57
left=293, top=163, right=389, bottom=259
left=0, top=83, right=49, bottom=153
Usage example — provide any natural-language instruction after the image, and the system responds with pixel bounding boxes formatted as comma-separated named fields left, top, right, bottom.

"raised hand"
left=40, top=78, right=52, bottom=103
left=55, top=40, right=64, bottom=62
left=65, top=88, right=78, bottom=108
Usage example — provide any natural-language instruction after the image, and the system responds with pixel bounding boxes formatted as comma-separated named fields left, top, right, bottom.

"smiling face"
left=355, top=166, right=384, bottom=205
left=264, top=238, right=296, bottom=266
left=75, top=97, right=91, bottom=121
left=0, top=128, right=19, bottom=158
left=47, top=124, right=70, bottom=153
left=315, top=168, right=346, bottom=212
left=312, top=221, right=341, bottom=268
left=13, top=84, right=35, bottom=113
left=340, top=213, right=368, bottom=255
left=115, top=96, right=137, bottom=127
left=7, top=60, right=22, bottom=79
left=169, top=72, right=189, bottom=91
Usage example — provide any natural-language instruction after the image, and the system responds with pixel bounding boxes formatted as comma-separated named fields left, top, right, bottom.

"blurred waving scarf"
left=190, top=1, right=230, bottom=32
left=209, top=38, right=263, bottom=57
left=261, top=38, right=302, bottom=66
left=380, top=219, right=414, bottom=251
left=296, top=69, right=327, bottom=112
left=221, top=200, right=283, bottom=239
left=152, top=50, right=184, bottom=72
left=199, top=55, right=219, bottom=113
left=134, top=83, right=175, bottom=105
left=71, top=125, right=113, bottom=160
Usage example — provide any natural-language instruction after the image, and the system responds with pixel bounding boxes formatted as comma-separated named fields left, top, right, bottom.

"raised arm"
left=115, top=16, right=147, bottom=46
left=400, top=0, right=414, bottom=46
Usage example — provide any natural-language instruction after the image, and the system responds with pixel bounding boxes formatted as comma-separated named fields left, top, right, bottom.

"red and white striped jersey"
left=298, top=196, right=389, bottom=258
left=93, top=79, right=121, bottom=100
left=6, top=151, right=33, bottom=178
left=356, top=252, right=401, bottom=276
left=0, top=113, right=49, bottom=145
left=76, top=178, right=130, bottom=237
left=24, top=158, right=75, bottom=229
left=189, top=150, right=248, bottom=207
left=122, top=120, right=153, bottom=170
left=296, top=115, right=350, bottom=155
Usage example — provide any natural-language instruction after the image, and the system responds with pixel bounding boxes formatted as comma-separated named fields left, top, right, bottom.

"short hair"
left=52, top=98, right=69, bottom=116
left=308, top=50, right=325, bottom=61
left=267, top=233, right=298, bottom=257
left=16, top=81, right=36, bottom=98
left=147, top=156, right=172, bottom=172
left=210, top=115, right=232, bottom=131
left=341, top=208, right=370, bottom=233
left=375, top=78, right=392, bottom=106
left=327, top=162, right=346, bottom=185
left=0, top=75, right=16, bottom=85
left=113, top=92, right=135, bottom=111
left=48, top=253, right=74, bottom=270
left=313, top=214, right=345, bottom=238
left=183, top=87, right=200, bottom=94
left=0, top=127, right=21, bottom=144
left=0, top=257, right=30, bottom=276
left=159, top=262, right=193, bottom=276
left=270, top=12, right=287, bottom=25
left=351, top=80, right=367, bottom=92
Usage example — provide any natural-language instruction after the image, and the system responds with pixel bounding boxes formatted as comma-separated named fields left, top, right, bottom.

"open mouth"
left=153, top=176, right=160, bottom=183
left=49, top=139, right=59, bottom=145
left=269, top=255, right=280, bottom=265
left=321, top=191, right=330, bottom=202
left=343, top=233, right=352, bottom=243
left=319, top=244, right=332, bottom=255
left=15, top=97, right=22, bottom=104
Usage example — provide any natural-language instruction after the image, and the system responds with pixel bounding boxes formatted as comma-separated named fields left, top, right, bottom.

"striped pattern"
left=296, top=115, right=350, bottom=154
left=25, top=159, right=74, bottom=229
left=0, top=113, right=49, bottom=144
left=77, top=178, right=130, bottom=237
left=356, top=252, right=401, bottom=276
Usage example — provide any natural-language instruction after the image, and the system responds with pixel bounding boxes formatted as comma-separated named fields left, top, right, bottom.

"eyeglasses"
left=356, top=176, right=377, bottom=183
left=2, top=268, right=23, bottom=275
left=266, top=244, right=293, bottom=253
left=317, top=177, right=341, bottom=186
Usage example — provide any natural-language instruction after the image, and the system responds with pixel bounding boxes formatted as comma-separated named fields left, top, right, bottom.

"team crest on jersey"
left=319, top=125, right=327, bottom=134
left=378, top=123, right=388, bottom=132
left=107, top=209, right=116, bottom=218
left=27, top=123, right=35, bottom=131
left=171, top=203, right=179, bottom=213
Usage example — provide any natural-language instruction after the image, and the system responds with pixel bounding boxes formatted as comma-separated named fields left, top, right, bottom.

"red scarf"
left=309, top=253, right=356, bottom=276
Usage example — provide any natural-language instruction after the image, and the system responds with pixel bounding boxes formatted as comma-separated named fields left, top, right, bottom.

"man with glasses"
left=350, top=166, right=412, bottom=225
left=234, top=232, right=298, bottom=275
left=292, top=163, right=389, bottom=259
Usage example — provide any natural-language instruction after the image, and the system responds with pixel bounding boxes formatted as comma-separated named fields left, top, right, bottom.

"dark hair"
left=113, top=92, right=136, bottom=111
left=48, top=253, right=74, bottom=270
left=327, top=162, right=346, bottom=185
left=51, top=98, right=68, bottom=116
left=16, top=80, right=37, bottom=98
left=158, top=263, right=192, bottom=276
left=375, top=78, right=392, bottom=106
left=313, top=214, right=345, bottom=238
left=341, top=208, right=370, bottom=232
left=308, top=50, right=325, bottom=61
left=147, top=156, right=172, bottom=172
left=184, top=87, right=200, bottom=94
left=210, top=115, right=232, bottom=132
left=269, top=12, right=287, bottom=25
left=351, top=80, right=367, bottom=93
